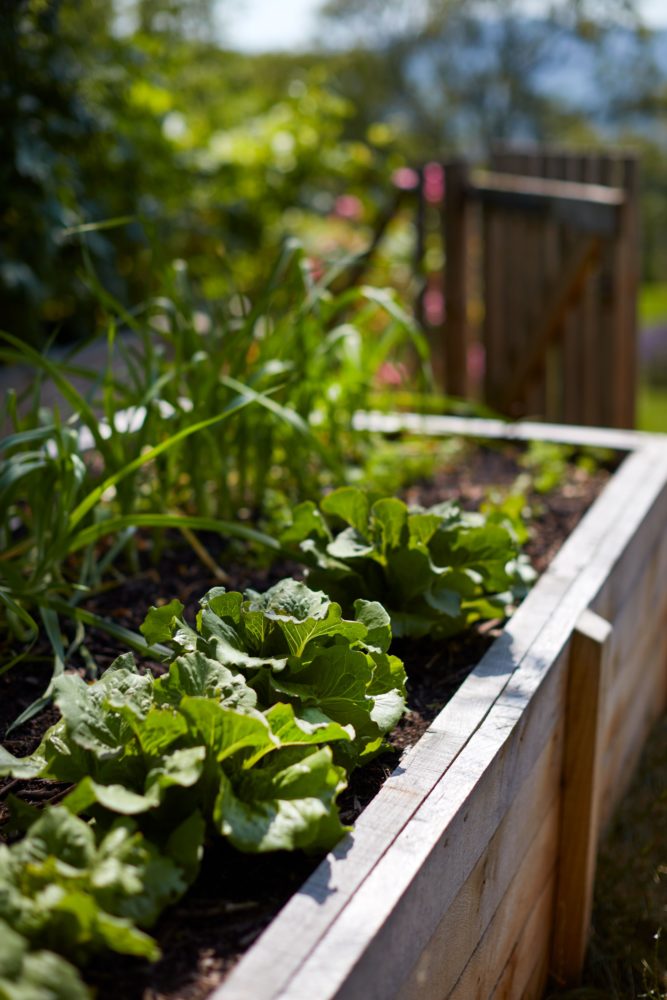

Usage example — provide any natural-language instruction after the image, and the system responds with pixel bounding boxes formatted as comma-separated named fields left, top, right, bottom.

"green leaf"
left=128, top=706, right=188, bottom=757
left=51, top=674, right=134, bottom=761
left=165, top=811, right=206, bottom=885
left=245, top=579, right=330, bottom=622
left=321, top=487, right=369, bottom=534
left=370, top=497, right=408, bottom=556
left=200, top=589, right=243, bottom=625
left=0, top=920, right=90, bottom=1000
left=154, top=651, right=257, bottom=711
left=264, top=703, right=353, bottom=747
left=327, top=526, right=374, bottom=561
left=0, top=808, right=177, bottom=965
left=62, top=778, right=154, bottom=817
left=90, top=819, right=188, bottom=926
left=178, top=697, right=277, bottom=763
left=353, top=599, right=391, bottom=653
left=280, top=501, right=331, bottom=546
left=213, top=747, right=348, bottom=853
left=140, top=600, right=185, bottom=645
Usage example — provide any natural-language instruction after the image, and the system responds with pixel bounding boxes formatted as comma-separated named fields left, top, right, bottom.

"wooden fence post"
left=551, top=608, right=613, bottom=987
left=443, top=161, right=469, bottom=398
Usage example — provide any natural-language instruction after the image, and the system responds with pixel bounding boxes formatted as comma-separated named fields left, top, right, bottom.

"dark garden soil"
left=0, top=444, right=615, bottom=1000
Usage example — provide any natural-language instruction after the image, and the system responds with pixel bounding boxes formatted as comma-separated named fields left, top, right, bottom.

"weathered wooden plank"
left=487, top=876, right=555, bottom=999
left=470, top=169, right=624, bottom=236
left=482, top=202, right=504, bottom=406
left=604, top=521, right=667, bottom=685
left=618, top=156, right=640, bottom=427
left=551, top=609, right=612, bottom=987
left=351, top=409, right=650, bottom=451
left=448, top=810, right=558, bottom=999
left=396, top=720, right=563, bottom=1000
left=592, top=454, right=667, bottom=622
left=580, top=155, right=603, bottom=426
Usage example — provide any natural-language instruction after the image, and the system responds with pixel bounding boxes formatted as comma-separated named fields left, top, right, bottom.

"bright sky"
left=223, top=0, right=667, bottom=51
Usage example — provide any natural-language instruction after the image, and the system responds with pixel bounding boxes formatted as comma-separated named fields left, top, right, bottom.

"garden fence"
left=436, top=146, right=640, bottom=428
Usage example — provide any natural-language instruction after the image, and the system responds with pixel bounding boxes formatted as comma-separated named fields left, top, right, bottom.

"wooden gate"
left=440, top=147, right=640, bottom=428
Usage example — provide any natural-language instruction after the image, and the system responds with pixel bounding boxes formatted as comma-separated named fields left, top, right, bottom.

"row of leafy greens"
left=0, top=486, right=537, bottom=993
left=281, top=487, right=536, bottom=638
left=0, top=580, right=407, bottom=993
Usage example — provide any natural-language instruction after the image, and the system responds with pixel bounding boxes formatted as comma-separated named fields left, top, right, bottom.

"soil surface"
left=0, top=443, right=614, bottom=999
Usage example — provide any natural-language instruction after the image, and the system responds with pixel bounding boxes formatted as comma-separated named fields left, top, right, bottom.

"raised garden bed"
left=214, top=415, right=667, bottom=1000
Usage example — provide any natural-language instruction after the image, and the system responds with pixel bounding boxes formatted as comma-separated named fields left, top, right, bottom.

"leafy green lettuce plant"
left=0, top=651, right=351, bottom=857
left=142, top=578, right=407, bottom=766
left=0, top=580, right=405, bottom=851
left=0, top=806, right=190, bottom=966
left=281, top=487, right=536, bottom=638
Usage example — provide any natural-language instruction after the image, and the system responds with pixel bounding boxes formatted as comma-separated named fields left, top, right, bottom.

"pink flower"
left=423, top=162, right=444, bottom=204
left=392, top=167, right=420, bottom=191
left=376, top=361, right=409, bottom=387
left=334, top=194, right=364, bottom=221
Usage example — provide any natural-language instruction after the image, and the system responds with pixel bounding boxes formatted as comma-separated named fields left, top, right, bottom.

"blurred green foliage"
left=1, top=0, right=413, bottom=347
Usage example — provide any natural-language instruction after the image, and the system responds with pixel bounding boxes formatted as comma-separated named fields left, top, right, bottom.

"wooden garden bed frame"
left=216, top=415, right=667, bottom=1000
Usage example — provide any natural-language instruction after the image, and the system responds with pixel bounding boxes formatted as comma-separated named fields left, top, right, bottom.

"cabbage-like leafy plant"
left=281, top=487, right=536, bottom=638
left=141, top=578, right=407, bottom=767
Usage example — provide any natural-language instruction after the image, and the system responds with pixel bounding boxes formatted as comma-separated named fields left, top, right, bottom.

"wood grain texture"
left=488, top=876, right=556, bottom=1000
left=551, top=609, right=613, bottom=987
left=397, top=720, right=563, bottom=1000
left=449, top=811, right=559, bottom=1000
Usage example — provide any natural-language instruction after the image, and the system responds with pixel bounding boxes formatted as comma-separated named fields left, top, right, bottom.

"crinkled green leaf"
left=90, top=819, right=188, bottom=926
left=269, top=646, right=389, bottom=762
left=127, top=706, right=188, bottom=757
left=0, top=809, right=184, bottom=966
left=285, top=492, right=532, bottom=638
left=51, top=673, right=135, bottom=761
left=270, top=600, right=366, bottom=658
left=154, top=651, right=256, bottom=711
left=200, top=588, right=243, bottom=624
left=246, top=579, right=330, bottom=623
left=139, top=599, right=184, bottom=645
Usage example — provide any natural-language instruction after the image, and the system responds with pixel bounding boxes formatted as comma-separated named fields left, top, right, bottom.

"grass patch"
left=640, top=283, right=667, bottom=326
left=638, top=385, right=667, bottom=433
